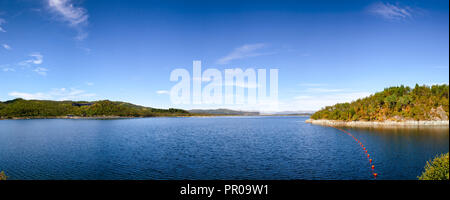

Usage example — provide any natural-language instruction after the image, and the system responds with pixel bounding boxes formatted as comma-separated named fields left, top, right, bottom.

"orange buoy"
left=369, top=159, right=372, bottom=163
left=373, top=173, right=378, bottom=177
left=363, top=147, right=366, bottom=150
left=367, top=154, right=370, bottom=158
left=371, top=165, right=375, bottom=169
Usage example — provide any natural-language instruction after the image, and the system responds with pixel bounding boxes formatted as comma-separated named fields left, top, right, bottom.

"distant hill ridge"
left=311, top=84, right=449, bottom=121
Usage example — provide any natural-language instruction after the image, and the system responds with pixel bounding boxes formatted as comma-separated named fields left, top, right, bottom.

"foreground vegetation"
left=311, top=84, right=449, bottom=121
left=418, top=153, right=449, bottom=180
left=0, top=99, right=190, bottom=119
left=0, top=171, right=6, bottom=180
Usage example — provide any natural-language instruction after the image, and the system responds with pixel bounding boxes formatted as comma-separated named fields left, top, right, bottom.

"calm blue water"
left=0, top=116, right=448, bottom=180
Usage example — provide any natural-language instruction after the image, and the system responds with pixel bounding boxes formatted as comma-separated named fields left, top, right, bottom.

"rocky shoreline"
left=305, top=119, right=449, bottom=128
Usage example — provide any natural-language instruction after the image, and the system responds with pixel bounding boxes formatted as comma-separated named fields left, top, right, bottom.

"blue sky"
left=0, top=0, right=448, bottom=111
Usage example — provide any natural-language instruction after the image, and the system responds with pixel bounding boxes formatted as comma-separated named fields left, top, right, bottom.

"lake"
left=0, top=116, right=448, bottom=180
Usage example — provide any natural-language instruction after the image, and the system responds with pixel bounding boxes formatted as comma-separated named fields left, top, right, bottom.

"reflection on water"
left=349, top=126, right=449, bottom=134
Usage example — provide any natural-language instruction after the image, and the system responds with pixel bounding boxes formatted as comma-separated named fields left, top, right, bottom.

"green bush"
left=0, top=171, right=6, bottom=180
left=418, top=153, right=449, bottom=180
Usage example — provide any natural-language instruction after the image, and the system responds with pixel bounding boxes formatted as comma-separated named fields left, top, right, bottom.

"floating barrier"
left=330, top=126, right=378, bottom=179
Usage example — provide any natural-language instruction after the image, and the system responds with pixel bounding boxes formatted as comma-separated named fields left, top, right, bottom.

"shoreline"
left=305, top=119, right=449, bottom=128
left=0, top=115, right=191, bottom=120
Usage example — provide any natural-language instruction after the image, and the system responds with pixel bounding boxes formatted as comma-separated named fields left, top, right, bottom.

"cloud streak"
left=5, top=53, right=50, bottom=76
left=303, top=88, right=348, bottom=93
left=283, top=85, right=372, bottom=111
left=1, top=65, right=15, bottom=72
left=368, top=2, right=413, bottom=21
left=2, top=44, right=11, bottom=50
left=9, top=88, right=96, bottom=100
left=33, top=67, right=48, bottom=76
left=216, top=43, right=271, bottom=64
left=290, top=92, right=372, bottom=111
left=156, top=90, right=169, bottom=94
left=19, top=53, right=44, bottom=66
left=0, top=18, right=6, bottom=32
left=47, top=0, right=89, bottom=40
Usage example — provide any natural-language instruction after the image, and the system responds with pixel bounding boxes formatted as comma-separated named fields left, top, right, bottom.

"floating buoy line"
left=330, top=126, right=378, bottom=179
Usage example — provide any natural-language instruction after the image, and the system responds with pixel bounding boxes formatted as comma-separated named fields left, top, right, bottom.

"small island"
left=306, top=84, right=449, bottom=127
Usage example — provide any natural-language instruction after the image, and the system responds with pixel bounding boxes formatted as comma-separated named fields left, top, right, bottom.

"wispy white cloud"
left=298, top=83, right=327, bottom=87
left=2, top=44, right=10, bottom=50
left=303, top=88, right=349, bottom=93
left=5, top=53, right=50, bottom=76
left=368, top=2, right=413, bottom=21
left=216, top=43, right=271, bottom=64
left=1, top=67, right=15, bottom=72
left=19, top=53, right=44, bottom=66
left=29, top=53, right=43, bottom=64
left=8, top=92, right=49, bottom=100
left=9, top=88, right=96, bottom=100
left=289, top=92, right=372, bottom=111
left=0, top=18, right=6, bottom=32
left=156, top=90, right=170, bottom=95
left=281, top=85, right=372, bottom=111
left=85, top=82, right=94, bottom=86
left=47, top=0, right=89, bottom=40
left=48, top=0, right=88, bottom=26
left=33, top=67, right=48, bottom=76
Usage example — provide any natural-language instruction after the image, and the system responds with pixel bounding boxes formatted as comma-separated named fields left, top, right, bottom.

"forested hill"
left=311, top=84, right=449, bottom=121
left=0, top=99, right=190, bottom=119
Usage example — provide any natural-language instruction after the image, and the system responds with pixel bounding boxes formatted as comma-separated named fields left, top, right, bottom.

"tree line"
left=0, top=99, right=190, bottom=118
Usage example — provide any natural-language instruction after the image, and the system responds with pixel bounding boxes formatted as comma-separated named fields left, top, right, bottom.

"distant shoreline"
left=305, top=119, right=449, bottom=128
